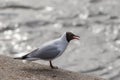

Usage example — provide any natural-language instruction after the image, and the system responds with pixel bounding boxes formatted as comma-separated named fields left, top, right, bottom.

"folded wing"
left=25, top=45, right=61, bottom=60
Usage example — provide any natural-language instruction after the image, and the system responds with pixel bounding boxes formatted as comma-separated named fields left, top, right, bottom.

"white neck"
left=56, top=33, right=69, bottom=57
left=60, top=32, right=68, bottom=43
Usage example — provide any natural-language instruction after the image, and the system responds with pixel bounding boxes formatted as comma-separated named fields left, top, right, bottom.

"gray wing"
left=26, top=45, right=61, bottom=60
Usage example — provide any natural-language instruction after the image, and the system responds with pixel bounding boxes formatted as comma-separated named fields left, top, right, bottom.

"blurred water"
left=1, top=0, right=120, bottom=80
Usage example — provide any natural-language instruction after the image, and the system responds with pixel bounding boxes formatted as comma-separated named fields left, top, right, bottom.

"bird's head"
left=66, top=32, right=80, bottom=42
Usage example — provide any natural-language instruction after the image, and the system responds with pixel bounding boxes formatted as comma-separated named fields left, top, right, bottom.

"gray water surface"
left=1, top=0, right=120, bottom=80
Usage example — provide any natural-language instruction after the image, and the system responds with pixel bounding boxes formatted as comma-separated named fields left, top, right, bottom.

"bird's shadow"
left=20, top=67, right=70, bottom=78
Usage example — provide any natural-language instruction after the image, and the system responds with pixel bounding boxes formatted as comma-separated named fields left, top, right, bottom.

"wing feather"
left=26, top=45, right=60, bottom=60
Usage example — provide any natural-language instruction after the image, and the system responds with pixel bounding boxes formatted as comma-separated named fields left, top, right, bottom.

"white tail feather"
left=13, top=52, right=28, bottom=58
left=22, top=60, right=31, bottom=64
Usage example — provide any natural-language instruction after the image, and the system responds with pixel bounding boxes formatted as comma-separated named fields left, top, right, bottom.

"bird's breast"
left=56, top=41, right=68, bottom=57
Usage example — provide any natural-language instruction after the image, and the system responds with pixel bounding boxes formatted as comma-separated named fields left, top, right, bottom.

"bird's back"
left=25, top=39, right=62, bottom=60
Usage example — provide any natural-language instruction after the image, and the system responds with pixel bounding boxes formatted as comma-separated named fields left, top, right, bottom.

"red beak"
left=73, top=35, right=80, bottom=40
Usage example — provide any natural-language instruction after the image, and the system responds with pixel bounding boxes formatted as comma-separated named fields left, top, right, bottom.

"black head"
left=66, top=32, right=80, bottom=42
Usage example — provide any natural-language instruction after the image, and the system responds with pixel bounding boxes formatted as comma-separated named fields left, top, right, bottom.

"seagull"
left=14, top=32, right=80, bottom=69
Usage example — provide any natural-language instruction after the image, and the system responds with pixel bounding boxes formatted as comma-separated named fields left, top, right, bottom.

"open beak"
left=73, top=35, right=80, bottom=40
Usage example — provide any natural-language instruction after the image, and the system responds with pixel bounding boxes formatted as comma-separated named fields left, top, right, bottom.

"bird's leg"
left=49, top=60, right=58, bottom=69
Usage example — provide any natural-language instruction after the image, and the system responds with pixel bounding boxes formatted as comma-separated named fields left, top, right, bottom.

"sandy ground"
left=0, top=55, right=105, bottom=80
